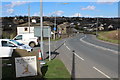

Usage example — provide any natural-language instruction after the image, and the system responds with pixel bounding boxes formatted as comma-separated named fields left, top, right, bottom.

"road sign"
left=15, top=56, right=37, bottom=77
left=53, top=27, right=56, bottom=31
left=34, top=26, right=51, bottom=37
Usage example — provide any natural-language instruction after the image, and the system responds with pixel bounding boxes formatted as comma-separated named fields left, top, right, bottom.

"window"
left=24, top=28, right=28, bottom=31
left=2, top=41, right=8, bottom=47
left=14, top=35, right=22, bottom=40
left=2, top=41, right=15, bottom=47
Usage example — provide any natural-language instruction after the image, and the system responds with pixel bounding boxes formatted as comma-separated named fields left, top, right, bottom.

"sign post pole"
left=48, top=28, right=51, bottom=61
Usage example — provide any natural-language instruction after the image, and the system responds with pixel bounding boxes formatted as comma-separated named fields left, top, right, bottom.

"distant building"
left=17, top=26, right=34, bottom=35
left=108, top=25, right=114, bottom=29
left=98, top=24, right=104, bottom=31
left=32, top=19, right=36, bottom=23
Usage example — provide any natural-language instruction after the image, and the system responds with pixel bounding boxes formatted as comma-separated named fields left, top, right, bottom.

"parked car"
left=0, top=39, right=33, bottom=58
left=13, top=33, right=39, bottom=47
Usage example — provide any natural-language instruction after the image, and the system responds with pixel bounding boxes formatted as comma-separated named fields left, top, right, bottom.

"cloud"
left=4, top=1, right=29, bottom=15
left=6, top=8, right=14, bottom=14
left=71, top=13, right=82, bottom=17
left=6, top=1, right=29, bottom=8
left=81, top=5, right=95, bottom=10
left=48, top=10, right=64, bottom=16
left=33, top=12, right=40, bottom=16
left=53, top=11, right=64, bottom=16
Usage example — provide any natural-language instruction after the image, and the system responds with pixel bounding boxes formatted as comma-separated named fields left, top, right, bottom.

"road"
left=34, top=33, right=118, bottom=79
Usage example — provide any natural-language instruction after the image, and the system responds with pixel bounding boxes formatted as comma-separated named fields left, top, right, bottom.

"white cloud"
left=53, top=11, right=64, bottom=16
left=33, top=12, right=40, bottom=16
left=48, top=10, right=64, bottom=16
left=4, top=1, right=29, bottom=15
left=7, top=8, right=14, bottom=14
left=6, top=1, right=29, bottom=8
left=71, top=13, right=82, bottom=17
left=81, top=5, right=95, bottom=10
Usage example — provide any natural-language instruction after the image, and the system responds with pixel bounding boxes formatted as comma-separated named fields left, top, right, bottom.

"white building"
left=17, top=27, right=34, bottom=35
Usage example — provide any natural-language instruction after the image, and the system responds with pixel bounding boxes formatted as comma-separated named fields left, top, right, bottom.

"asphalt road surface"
left=34, top=33, right=118, bottom=79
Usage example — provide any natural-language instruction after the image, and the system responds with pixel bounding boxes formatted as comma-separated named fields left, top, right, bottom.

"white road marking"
left=66, top=46, right=71, bottom=51
left=93, top=67, right=111, bottom=79
left=80, top=35, right=118, bottom=54
left=64, top=43, right=66, bottom=45
left=74, top=53, right=84, bottom=61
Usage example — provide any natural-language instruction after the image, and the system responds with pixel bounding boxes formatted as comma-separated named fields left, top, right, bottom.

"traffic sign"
left=53, top=27, right=56, bottom=31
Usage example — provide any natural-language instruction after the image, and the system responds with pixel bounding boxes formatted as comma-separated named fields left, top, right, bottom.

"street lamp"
left=40, top=0, right=44, bottom=59
left=28, top=4, right=30, bottom=33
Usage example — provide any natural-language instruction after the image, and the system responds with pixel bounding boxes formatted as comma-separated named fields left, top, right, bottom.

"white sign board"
left=15, top=56, right=37, bottom=77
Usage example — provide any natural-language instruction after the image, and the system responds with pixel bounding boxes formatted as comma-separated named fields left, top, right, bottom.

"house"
left=108, top=24, right=114, bottom=30
left=98, top=24, right=104, bottom=31
left=57, top=22, right=70, bottom=35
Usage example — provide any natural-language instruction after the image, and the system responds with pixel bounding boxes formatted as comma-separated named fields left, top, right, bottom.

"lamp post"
left=40, top=0, right=44, bottom=59
left=28, top=4, right=30, bottom=33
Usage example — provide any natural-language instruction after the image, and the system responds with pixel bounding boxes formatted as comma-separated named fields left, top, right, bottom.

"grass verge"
left=97, top=30, right=119, bottom=44
left=42, top=59, right=71, bottom=79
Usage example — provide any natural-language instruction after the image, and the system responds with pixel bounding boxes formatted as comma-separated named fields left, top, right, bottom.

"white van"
left=13, top=33, right=39, bottom=47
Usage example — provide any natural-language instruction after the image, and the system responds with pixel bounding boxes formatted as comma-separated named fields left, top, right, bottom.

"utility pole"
left=53, top=16, right=56, bottom=40
left=40, top=0, right=44, bottom=59
left=96, top=17, right=98, bottom=37
left=28, top=4, right=30, bottom=33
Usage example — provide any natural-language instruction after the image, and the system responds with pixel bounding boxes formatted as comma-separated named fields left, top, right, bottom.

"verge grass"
left=43, top=59, right=71, bottom=79
left=97, top=30, right=119, bottom=44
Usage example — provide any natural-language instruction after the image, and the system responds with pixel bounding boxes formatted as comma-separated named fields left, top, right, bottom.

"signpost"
left=34, top=26, right=51, bottom=61
left=15, top=56, right=37, bottom=77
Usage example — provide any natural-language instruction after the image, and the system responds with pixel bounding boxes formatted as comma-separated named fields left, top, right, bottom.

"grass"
left=97, top=30, right=119, bottom=44
left=42, top=59, right=71, bottom=79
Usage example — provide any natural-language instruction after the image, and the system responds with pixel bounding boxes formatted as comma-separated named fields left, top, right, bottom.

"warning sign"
left=15, top=56, right=37, bottom=77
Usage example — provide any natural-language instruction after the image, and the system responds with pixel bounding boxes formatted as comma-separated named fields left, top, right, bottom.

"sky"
left=1, top=1, right=119, bottom=17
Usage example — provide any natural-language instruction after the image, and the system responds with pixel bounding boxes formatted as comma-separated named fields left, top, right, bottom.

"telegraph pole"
left=96, top=17, right=98, bottom=37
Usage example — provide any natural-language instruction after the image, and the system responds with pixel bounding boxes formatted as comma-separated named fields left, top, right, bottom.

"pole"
left=53, top=15, right=56, bottom=40
left=28, top=4, right=30, bottom=33
left=40, top=0, right=44, bottom=59
left=96, top=17, right=98, bottom=37
left=49, top=28, right=51, bottom=61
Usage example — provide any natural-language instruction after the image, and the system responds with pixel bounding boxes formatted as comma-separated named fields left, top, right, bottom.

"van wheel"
left=29, top=42, right=35, bottom=48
